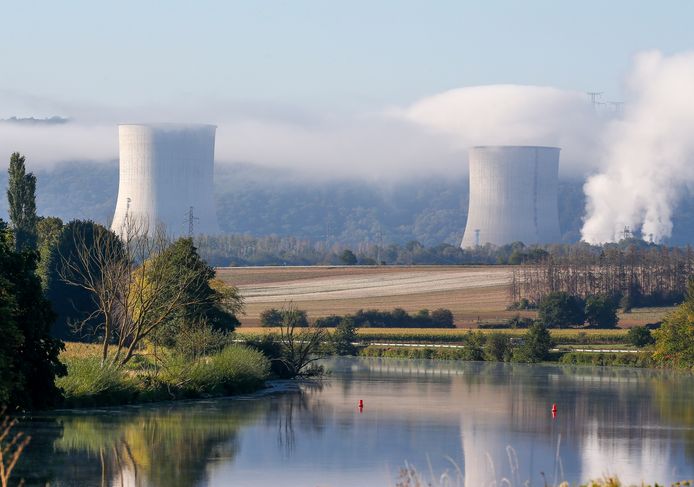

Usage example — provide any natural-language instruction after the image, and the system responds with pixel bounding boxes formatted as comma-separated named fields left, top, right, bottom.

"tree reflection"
left=17, top=401, right=266, bottom=487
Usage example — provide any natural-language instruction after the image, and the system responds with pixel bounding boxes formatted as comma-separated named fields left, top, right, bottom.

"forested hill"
left=1, top=160, right=694, bottom=246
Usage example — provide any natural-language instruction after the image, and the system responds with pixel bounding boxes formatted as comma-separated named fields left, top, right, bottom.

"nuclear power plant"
left=111, top=123, right=220, bottom=237
left=461, top=145, right=561, bottom=248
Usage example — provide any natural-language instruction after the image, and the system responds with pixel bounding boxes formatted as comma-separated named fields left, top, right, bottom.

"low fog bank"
left=4, top=50, right=694, bottom=243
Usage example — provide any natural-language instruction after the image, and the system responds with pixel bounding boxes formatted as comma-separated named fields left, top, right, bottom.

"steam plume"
left=582, top=51, right=694, bottom=243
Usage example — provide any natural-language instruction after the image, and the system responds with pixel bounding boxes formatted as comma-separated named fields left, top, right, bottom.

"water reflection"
left=14, top=359, right=694, bottom=486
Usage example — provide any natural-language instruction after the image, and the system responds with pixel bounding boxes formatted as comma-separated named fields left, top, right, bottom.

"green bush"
left=173, top=325, right=234, bottom=359
left=485, top=333, right=512, bottom=361
left=538, top=292, right=585, bottom=328
left=57, top=356, right=132, bottom=405
left=513, top=323, right=553, bottom=363
left=626, top=326, right=655, bottom=347
left=560, top=352, right=653, bottom=367
left=359, top=346, right=479, bottom=361
left=260, top=308, right=308, bottom=327
left=206, top=345, right=270, bottom=392
left=330, top=318, right=358, bottom=356
left=585, top=295, right=619, bottom=328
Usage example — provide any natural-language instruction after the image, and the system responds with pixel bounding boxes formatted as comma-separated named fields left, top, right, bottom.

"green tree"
left=45, top=220, right=119, bottom=340
left=7, top=153, right=38, bottom=251
left=260, top=307, right=308, bottom=328
left=36, top=216, right=63, bottom=286
left=260, top=308, right=284, bottom=327
left=538, top=292, right=585, bottom=328
left=431, top=308, right=454, bottom=327
left=150, top=238, right=243, bottom=347
left=340, top=249, right=357, bottom=265
left=584, top=295, right=619, bottom=328
left=0, top=219, right=65, bottom=409
left=653, top=281, right=694, bottom=367
left=485, top=333, right=512, bottom=362
left=513, top=322, right=553, bottom=363
left=330, top=317, right=358, bottom=356
left=627, top=326, right=655, bottom=347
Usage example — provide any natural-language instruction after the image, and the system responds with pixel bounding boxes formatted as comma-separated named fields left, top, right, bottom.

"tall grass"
left=58, top=343, right=270, bottom=407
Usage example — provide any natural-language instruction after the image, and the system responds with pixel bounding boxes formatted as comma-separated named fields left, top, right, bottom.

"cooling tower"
left=461, top=146, right=561, bottom=248
left=111, top=123, right=220, bottom=238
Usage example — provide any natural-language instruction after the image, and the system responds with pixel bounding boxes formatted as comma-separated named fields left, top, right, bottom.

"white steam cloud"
left=582, top=51, right=694, bottom=244
left=0, top=85, right=599, bottom=180
left=4, top=51, right=694, bottom=244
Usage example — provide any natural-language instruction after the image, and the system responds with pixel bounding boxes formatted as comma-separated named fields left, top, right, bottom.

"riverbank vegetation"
left=57, top=342, right=269, bottom=407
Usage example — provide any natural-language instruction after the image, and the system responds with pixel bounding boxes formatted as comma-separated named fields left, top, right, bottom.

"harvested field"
left=217, top=266, right=673, bottom=327
left=218, top=266, right=521, bottom=327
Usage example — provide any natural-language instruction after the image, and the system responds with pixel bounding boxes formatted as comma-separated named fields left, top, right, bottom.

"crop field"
left=217, top=266, right=673, bottom=328
left=236, top=327, right=630, bottom=345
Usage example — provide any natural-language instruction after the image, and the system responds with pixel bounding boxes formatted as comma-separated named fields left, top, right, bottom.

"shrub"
left=584, top=295, right=619, bottom=328
left=462, top=331, right=486, bottom=361
left=513, top=323, right=553, bottom=363
left=626, top=326, right=655, bottom=347
left=485, top=333, right=512, bottom=361
left=431, top=308, right=454, bottom=327
left=173, top=325, right=234, bottom=359
left=205, top=345, right=270, bottom=393
left=330, top=318, right=358, bottom=356
left=57, top=356, right=131, bottom=405
left=314, top=315, right=342, bottom=328
left=260, top=308, right=308, bottom=328
left=560, top=351, right=653, bottom=367
left=653, top=307, right=694, bottom=368
left=260, top=308, right=283, bottom=327
left=538, top=292, right=585, bottom=328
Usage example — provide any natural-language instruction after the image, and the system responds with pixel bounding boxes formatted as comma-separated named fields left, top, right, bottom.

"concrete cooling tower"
left=111, top=123, right=220, bottom=238
left=461, top=146, right=561, bottom=248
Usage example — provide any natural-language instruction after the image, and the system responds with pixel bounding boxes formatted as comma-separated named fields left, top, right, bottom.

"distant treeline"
left=194, top=234, right=555, bottom=267
left=194, top=234, right=689, bottom=270
left=511, top=241, right=694, bottom=308
left=259, top=307, right=455, bottom=328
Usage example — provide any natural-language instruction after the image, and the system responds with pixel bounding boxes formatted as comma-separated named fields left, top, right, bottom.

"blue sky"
left=3, top=0, right=694, bottom=112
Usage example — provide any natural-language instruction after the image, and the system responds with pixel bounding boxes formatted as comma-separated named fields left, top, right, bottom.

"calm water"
left=15, top=358, right=694, bottom=486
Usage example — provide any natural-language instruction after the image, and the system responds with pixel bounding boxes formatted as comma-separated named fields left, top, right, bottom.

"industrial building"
left=111, top=123, right=220, bottom=237
left=461, top=145, right=561, bottom=248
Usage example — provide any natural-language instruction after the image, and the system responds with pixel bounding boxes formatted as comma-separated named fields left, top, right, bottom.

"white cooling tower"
left=111, top=123, right=220, bottom=238
left=461, top=146, right=561, bottom=248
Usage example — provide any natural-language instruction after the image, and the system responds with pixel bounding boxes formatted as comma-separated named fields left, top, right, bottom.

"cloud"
left=581, top=50, right=694, bottom=244
left=0, top=85, right=601, bottom=180
left=402, top=84, right=603, bottom=177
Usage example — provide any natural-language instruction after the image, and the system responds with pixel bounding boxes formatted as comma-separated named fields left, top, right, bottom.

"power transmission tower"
left=587, top=92, right=603, bottom=111
left=606, top=101, right=625, bottom=114
left=186, top=206, right=199, bottom=237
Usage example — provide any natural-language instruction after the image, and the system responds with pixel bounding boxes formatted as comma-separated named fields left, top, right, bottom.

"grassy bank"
left=57, top=342, right=270, bottom=408
left=359, top=345, right=654, bottom=367
left=238, top=327, right=630, bottom=345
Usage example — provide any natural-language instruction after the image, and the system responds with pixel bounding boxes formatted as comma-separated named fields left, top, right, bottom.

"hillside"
left=1, top=160, right=694, bottom=246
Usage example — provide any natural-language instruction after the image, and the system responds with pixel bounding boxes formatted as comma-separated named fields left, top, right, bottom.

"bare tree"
left=60, top=215, right=218, bottom=367
left=276, top=305, right=326, bottom=377
left=0, top=409, right=30, bottom=487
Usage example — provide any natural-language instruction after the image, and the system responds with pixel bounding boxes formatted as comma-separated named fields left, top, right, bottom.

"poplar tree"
left=7, top=152, right=38, bottom=251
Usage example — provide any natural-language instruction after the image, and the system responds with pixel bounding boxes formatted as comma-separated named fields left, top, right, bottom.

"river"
left=15, top=358, right=694, bottom=486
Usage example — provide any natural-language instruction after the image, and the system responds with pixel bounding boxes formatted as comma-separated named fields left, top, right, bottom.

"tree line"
left=510, top=242, right=694, bottom=309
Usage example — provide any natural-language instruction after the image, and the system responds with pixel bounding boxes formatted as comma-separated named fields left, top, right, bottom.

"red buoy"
left=551, top=403, right=557, bottom=418
left=358, top=399, right=364, bottom=408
